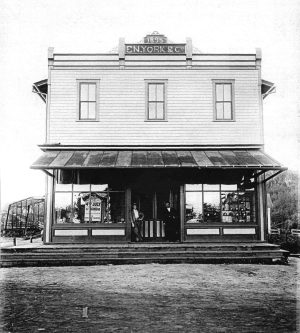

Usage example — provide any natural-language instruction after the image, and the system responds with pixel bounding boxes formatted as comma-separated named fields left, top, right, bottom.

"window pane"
left=91, top=192, right=108, bottom=223
left=73, top=192, right=89, bottom=223
left=80, top=84, right=88, bottom=101
left=91, top=184, right=109, bottom=191
left=56, top=183, right=72, bottom=192
left=58, top=170, right=73, bottom=184
left=156, top=103, right=164, bottom=119
left=223, top=84, right=232, bottom=101
left=90, top=193, right=104, bottom=223
left=73, top=184, right=90, bottom=192
left=186, top=192, right=203, bottom=223
left=110, top=192, right=125, bottom=223
left=80, top=102, right=88, bottom=119
left=148, top=102, right=156, bottom=119
left=54, top=193, right=72, bottom=223
left=216, top=103, right=223, bottom=119
left=221, top=184, right=237, bottom=191
left=149, top=84, right=156, bottom=101
left=203, top=192, right=220, bottom=222
left=156, top=84, right=164, bottom=101
left=89, top=103, right=96, bottom=119
left=216, top=84, right=223, bottom=101
left=88, top=84, right=96, bottom=101
left=224, top=103, right=232, bottom=119
left=203, top=184, right=219, bottom=191
left=221, top=191, right=239, bottom=223
left=186, top=184, right=202, bottom=191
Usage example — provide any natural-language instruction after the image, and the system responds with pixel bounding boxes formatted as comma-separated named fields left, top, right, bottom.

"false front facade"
left=31, top=32, right=285, bottom=244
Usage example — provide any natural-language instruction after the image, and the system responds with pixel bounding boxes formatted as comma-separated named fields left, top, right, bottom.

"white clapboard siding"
left=49, top=67, right=261, bottom=146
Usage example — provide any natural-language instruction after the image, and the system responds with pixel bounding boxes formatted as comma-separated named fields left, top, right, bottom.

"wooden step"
left=0, top=249, right=289, bottom=267
left=0, top=249, right=286, bottom=259
left=1, top=255, right=287, bottom=267
left=0, top=243, right=281, bottom=253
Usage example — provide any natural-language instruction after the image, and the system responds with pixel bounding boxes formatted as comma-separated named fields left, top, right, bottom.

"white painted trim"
left=187, top=228, right=220, bottom=235
left=92, top=229, right=125, bottom=236
left=76, top=79, right=100, bottom=121
left=55, top=229, right=88, bottom=236
left=223, top=228, right=256, bottom=235
left=144, top=79, right=168, bottom=121
left=39, top=145, right=264, bottom=150
left=212, top=79, right=236, bottom=121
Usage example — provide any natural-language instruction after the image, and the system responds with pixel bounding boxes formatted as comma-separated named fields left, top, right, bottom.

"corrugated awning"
left=31, top=149, right=286, bottom=170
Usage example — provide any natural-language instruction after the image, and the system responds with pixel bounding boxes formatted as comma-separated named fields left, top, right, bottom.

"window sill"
left=144, top=120, right=168, bottom=122
left=213, top=119, right=236, bottom=122
left=76, top=120, right=99, bottom=122
left=185, top=223, right=257, bottom=226
left=53, top=223, right=126, bottom=227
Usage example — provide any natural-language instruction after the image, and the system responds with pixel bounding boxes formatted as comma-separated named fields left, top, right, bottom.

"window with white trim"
left=145, top=81, right=167, bottom=121
left=213, top=81, right=235, bottom=121
left=77, top=81, right=99, bottom=121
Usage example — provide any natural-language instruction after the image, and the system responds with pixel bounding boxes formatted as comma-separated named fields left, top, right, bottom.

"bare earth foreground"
left=0, top=259, right=299, bottom=333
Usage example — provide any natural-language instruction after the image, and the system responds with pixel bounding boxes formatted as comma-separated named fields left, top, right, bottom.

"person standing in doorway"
left=163, top=202, right=179, bottom=242
left=131, top=203, right=144, bottom=242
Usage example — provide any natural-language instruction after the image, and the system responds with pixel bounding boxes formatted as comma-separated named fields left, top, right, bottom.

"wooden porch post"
left=180, top=184, right=185, bottom=242
left=126, top=187, right=131, bottom=242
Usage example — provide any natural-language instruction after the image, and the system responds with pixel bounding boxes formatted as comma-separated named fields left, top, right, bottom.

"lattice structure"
left=4, top=197, right=45, bottom=235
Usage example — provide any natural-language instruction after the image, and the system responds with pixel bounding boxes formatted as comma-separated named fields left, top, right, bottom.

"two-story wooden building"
left=31, top=32, right=286, bottom=246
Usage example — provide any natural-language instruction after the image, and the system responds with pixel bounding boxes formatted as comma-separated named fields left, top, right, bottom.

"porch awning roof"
left=30, top=149, right=286, bottom=170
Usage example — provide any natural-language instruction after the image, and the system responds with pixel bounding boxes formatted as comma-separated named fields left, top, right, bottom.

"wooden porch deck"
left=0, top=241, right=289, bottom=267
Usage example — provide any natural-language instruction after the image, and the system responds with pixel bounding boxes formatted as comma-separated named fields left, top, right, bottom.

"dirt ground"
left=0, top=257, right=299, bottom=333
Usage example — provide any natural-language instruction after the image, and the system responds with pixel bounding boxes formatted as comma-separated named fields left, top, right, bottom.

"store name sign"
left=125, top=44, right=186, bottom=54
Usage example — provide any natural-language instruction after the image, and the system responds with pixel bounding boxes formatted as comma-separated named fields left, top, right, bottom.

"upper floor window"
left=145, top=80, right=167, bottom=121
left=77, top=80, right=99, bottom=121
left=213, top=80, right=235, bottom=121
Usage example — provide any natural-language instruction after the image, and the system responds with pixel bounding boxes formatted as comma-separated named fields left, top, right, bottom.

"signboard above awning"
left=31, top=149, right=286, bottom=170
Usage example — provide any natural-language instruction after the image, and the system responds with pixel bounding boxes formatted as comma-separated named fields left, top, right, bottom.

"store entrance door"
left=131, top=187, right=180, bottom=242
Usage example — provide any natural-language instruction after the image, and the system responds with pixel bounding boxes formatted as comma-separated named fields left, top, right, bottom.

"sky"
left=0, top=0, right=299, bottom=210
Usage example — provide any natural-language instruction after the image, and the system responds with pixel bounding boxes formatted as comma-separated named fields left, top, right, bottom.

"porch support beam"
left=262, top=170, right=284, bottom=183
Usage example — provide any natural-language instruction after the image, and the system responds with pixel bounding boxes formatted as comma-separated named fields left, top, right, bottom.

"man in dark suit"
left=163, top=202, right=179, bottom=242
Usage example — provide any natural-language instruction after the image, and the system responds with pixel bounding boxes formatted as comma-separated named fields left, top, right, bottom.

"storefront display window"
left=185, top=183, right=256, bottom=224
left=186, top=192, right=203, bottom=223
left=54, top=175, right=125, bottom=224
left=203, top=192, right=220, bottom=222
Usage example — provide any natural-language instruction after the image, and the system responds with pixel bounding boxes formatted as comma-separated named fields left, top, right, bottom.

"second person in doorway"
left=131, top=203, right=144, bottom=242
left=163, top=202, right=179, bottom=242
